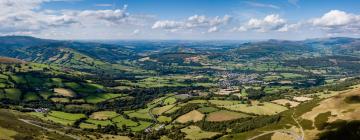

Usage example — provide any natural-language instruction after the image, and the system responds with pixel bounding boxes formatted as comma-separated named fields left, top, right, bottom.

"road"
left=19, top=119, right=80, bottom=140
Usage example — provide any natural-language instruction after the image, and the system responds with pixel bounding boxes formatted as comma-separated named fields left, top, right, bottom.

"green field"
left=206, top=110, right=251, bottom=121
left=157, top=116, right=172, bottom=123
left=197, top=107, right=219, bottom=113
left=112, top=116, right=138, bottom=127
left=130, top=121, right=152, bottom=131
left=152, top=104, right=175, bottom=115
left=49, top=111, right=86, bottom=121
left=24, top=92, right=41, bottom=101
left=163, top=97, right=177, bottom=105
left=4, top=88, right=21, bottom=100
left=181, top=126, right=220, bottom=140
left=222, top=102, right=288, bottom=115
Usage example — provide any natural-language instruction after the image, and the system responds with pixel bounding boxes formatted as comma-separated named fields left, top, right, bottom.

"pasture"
left=222, top=101, right=288, bottom=115
left=206, top=110, right=251, bottom=122
left=90, top=111, right=118, bottom=120
left=54, top=88, right=76, bottom=97
left=176, top=110, right=204, bottom=123
left=181, top=125, right=220, bottom=140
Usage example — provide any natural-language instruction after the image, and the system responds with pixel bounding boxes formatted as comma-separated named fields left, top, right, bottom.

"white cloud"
left=0, top=1, right=137, bottom=36
left=0, top=0, right=79, bottom=34
left=208, top=27, right=219, bottom=33
left=77, top=6, right=129, bottom=24
left=245, top=2, right=280, bottom=9
left=132, top=29, right=140, bottom=35
left=235, top=14, right=290, bottom=32
left=311, top=10, right=360, bottom=34
left=152, top=15, right=231, bottom=32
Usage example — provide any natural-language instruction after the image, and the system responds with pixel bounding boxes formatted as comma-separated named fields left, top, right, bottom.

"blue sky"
left=1, top=0, right=360, bottom=40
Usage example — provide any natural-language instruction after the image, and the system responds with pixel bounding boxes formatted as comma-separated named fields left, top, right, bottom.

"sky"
left=0, top=0, right=360, bottom=40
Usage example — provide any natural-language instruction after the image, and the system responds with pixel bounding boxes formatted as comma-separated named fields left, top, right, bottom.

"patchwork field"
left=206, top=110, right=251, bottom=122
left=197, top=107, right=219, bottom=113
left=181, top=125, right=220, bottom=140
left=222, top=101, right=288, bottom=115
left=112, top=116, right=138, bottom=127
left=271, top=99, right=300, bottom=107
left=293, top=96, right=313, bottom=102
left=54, top=88, right=76, bottom=97
left=176, top=110, right=204, bottom=123
left=29, top=111, right=86, bottom=126
left=0, top=109, right=71, bottom=140
left=152, top=104, right=175, bottom=115
left=90, top=111, right=118, bottom=120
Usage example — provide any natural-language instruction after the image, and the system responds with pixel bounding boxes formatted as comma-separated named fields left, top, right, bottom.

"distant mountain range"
left=0, top=36, right=360, bottom=71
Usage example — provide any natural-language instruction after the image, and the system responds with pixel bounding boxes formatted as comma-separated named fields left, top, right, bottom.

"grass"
left=64, top=82, right=81, bottom=89
left=85, top=119, right=113, bottom=127
left=209, top=100, right=241, bottom=106
left=54, top=88, right=76, bottom=97
left=197, top=107, right=219, bottom=113
left=176, top=110, right=204, bottom=123
left=188, top=100, right=208, bottom=104
left=90, top=111, right=118, bottom=120
left=152, top=104, right=175, bottom=115
left=39, top=91, right=53, bottom=99
left=0, top=74, right=8, bottom=79
left=50, top=97, right=70, bottom=103
left=51, top=78, right=63, bottom=87
left=300, top=119, right=315, bottom=130
left=221, top=100, right=321, bottom=140
left=263, top=75, right=282, bottom=81
left=314, top=111, right=332, bottom=130
left=163, top=97, right=177, bottom=105
left=222, top=101, right=288, bottom=115
left=79, top=123, right=98, bottom=129
left=49, top=111, right=86, bottom=121
left=46, top=116, right=75, bottom=126
left=65, top=104, right=96, bottom=111
left=85, top=93, right=123, bottom=103
left=112, top=116, right=138, bottom=127
left=0, top=126, right=18, bottom=139
left=1, top=109, right=73, bottom=139
left=24, top=92, right=41, bottom=101
left=206, top=110, right=251, bottom=122
left=280, top=73, right=304, bottom=79
left=181, top=125, right=220, bottom=140
left=126, top=111, right=152, bottom=120
left=157, top=116, right=172, bottom=123
left=130, top=121, right=152, bottom=131
left=164, top=106, right=181, bottom=114
left=4, top=88, right=21, bottom=100
left=10, top=75, right=26, bottom=84
left=25, top=75, right=43, bottom=87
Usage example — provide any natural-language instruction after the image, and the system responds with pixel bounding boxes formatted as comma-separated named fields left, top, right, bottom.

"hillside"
left=0, top=36, right=360, bottom=140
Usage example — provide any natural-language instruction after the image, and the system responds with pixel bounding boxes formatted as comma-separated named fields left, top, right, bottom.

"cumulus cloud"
left=152, top=15, right=231, bottom=32
left=0, top=1, right=133, bottom=35
left=234, top=14, right=292, bottom=32
left=208, top=27, right=219, bottom=33
left=310, top=10, right=360, bottom=34
left=0, top=0, right=79, bottom=34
